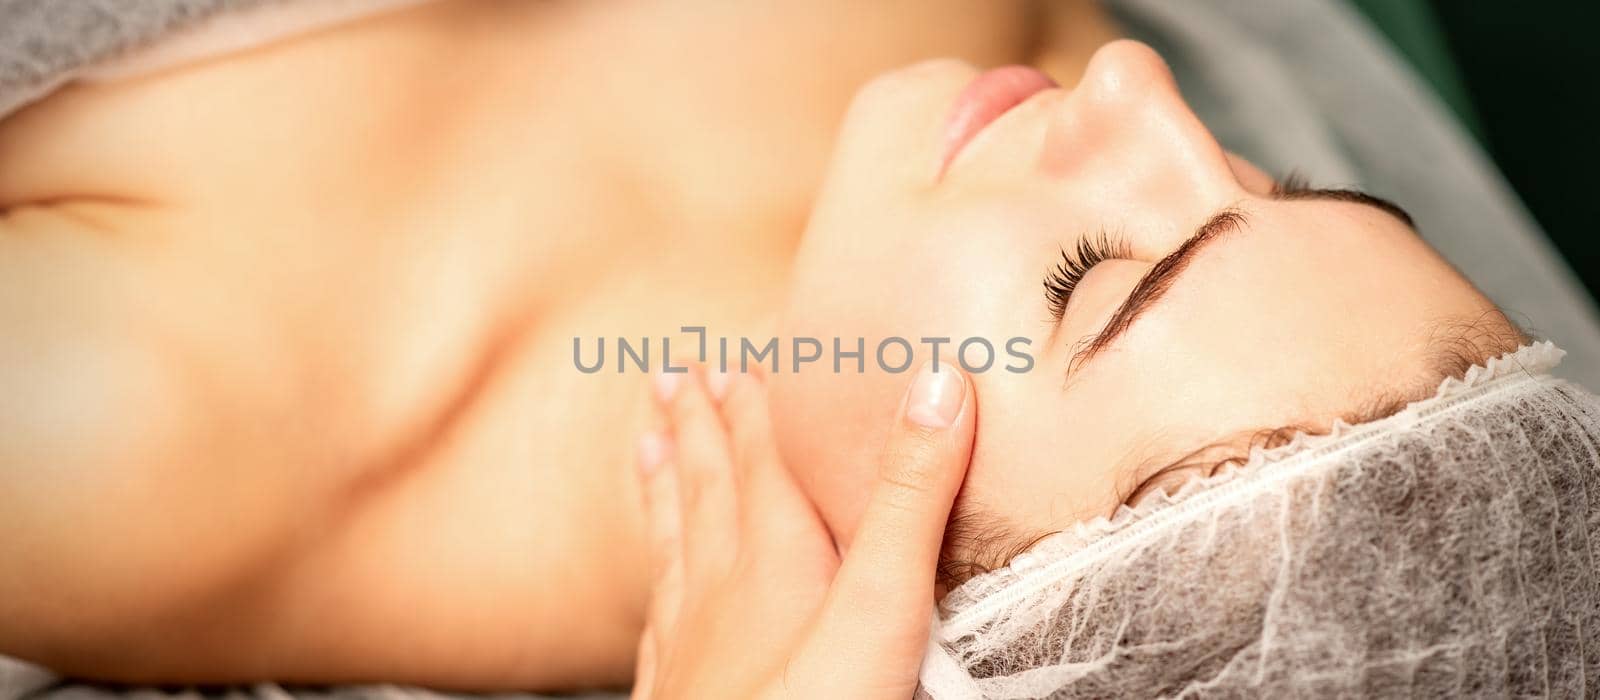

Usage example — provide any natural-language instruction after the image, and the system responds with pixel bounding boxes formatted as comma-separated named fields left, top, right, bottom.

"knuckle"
left=874, top=474, right=933, bottom=518
left=879, top=438, right=943, bottom=491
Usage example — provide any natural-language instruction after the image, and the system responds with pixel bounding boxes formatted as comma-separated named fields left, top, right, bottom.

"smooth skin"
left=0, top=1, right=1116, bottom=688
left=633, top=362, right=975, bottom=699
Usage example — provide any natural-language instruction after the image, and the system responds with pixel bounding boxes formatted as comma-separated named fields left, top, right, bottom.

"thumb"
left=813, top=360, right=976, bottom=661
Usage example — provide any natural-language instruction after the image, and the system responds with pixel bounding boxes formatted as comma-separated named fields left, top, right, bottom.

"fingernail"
left=652, top=370, right=684, bottom=403
left=905, top=361, right=965, bottom=429
left=636, top=431, right=670, bottom=476
left=705, top=367, right=732, bottom=401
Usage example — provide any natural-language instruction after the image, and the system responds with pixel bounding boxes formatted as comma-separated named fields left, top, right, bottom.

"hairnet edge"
left=938, top=340, right=1565, bottom=638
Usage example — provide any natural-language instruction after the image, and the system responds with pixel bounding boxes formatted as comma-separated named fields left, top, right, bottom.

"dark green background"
left=1351, top=0, right=1599, bottom=303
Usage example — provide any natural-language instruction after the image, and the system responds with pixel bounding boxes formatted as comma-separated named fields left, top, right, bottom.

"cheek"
left=768, top=254, right=905, bottom=543
left=769, top=200, right=1057, bottom=541
left=769, top=256, right=1024, bottom=543
left=768, top=359, right=901, bottom=545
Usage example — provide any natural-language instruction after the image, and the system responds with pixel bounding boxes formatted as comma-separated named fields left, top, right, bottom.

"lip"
left=940, top=65, right=1058, bottom=172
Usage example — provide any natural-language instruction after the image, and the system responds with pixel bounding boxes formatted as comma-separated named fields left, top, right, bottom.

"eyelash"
left=1043, top=231, right=1131, bottom=320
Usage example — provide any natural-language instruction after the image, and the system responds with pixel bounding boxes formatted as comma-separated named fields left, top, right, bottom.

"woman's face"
left=770, top=41, right=1501, bottom=553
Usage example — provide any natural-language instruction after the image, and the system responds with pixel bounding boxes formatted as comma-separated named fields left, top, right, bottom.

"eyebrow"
left=1276, top=186, right=1415, bottom=228
left=1064, top=190, right=1415, bottom=378
left=1064, top=208, right=1245, bottom=377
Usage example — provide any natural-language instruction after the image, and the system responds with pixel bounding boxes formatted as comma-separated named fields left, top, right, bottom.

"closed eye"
left=1043, top=231, right=1131, bottom=320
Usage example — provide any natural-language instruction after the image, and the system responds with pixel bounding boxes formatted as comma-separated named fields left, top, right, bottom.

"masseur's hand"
left=631, top=361, right=975, bottom=700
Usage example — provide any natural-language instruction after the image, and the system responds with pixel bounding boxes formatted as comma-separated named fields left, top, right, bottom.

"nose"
left=1077, top=40, right=1181, bottom=104
left=1043, top=40, right=1220, bottom=174
left=1041, top=40, right=1245, bottom=251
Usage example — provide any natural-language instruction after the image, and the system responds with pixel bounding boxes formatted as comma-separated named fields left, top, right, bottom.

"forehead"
left=1141, top=199, right=1444, bottom=329
left=1138, top=206, right=1451, bottom=362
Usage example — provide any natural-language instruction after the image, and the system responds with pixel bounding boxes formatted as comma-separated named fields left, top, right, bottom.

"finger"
left=742, top=358, right=771, bottom=383
left=815, top=361, right=975, bottom=654
left=704, top=365, right=733, bottom=403
left=637, top=431, right=681, bottom=582
left=654, top=368, right=739, bottom=574
left=718, top=373, right=825, bottom=545
left=719, top=372, right=784, bottom=481
left=637, top=431, right=685, bottom=635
